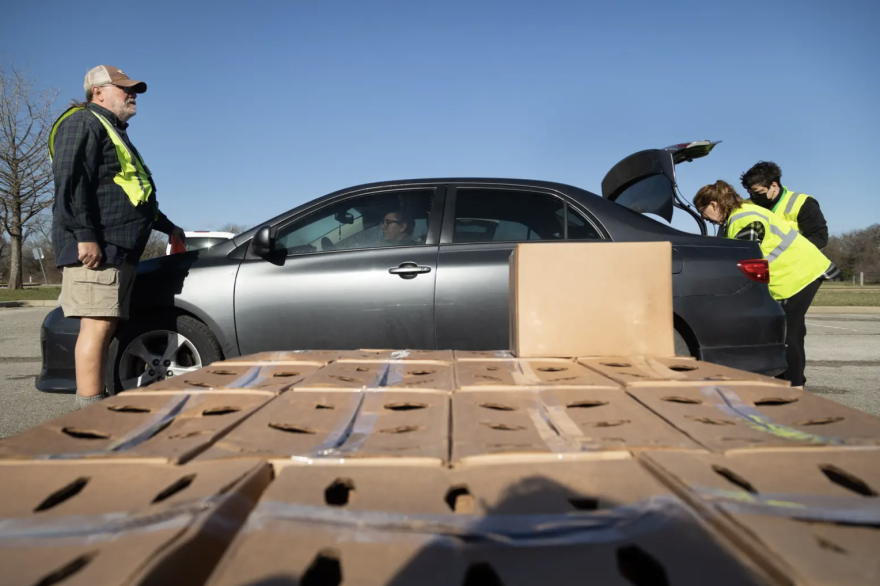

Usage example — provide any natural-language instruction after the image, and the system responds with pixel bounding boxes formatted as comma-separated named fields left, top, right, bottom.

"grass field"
left=0, top=287, right=62, bottom=301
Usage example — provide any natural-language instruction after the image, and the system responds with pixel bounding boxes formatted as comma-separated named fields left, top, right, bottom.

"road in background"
left=1, top=307, right=879, bottom=438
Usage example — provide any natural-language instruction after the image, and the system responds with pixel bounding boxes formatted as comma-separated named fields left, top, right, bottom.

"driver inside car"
left=381, top=210, right=419, bottom=246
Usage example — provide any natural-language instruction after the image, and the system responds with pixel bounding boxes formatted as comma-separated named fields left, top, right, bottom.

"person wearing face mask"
left=740, top=161, right=831, bottom=251
left=694, top=180, right=837, bottom=389
left=49, top=65, right=185, bottom=409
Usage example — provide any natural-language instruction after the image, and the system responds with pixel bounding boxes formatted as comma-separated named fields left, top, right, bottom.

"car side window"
left=566, top=207, right=602, bottom=240
left=452, top=189, right=565, bottom=243
left=273, top=189, right=434, bottom=255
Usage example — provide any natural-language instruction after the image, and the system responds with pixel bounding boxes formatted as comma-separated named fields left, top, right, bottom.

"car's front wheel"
left=105, top=313, right=222, bottom=395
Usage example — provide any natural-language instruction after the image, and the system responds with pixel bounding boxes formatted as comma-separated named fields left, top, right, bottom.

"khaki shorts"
left=60, top=263, right=137, bottom=319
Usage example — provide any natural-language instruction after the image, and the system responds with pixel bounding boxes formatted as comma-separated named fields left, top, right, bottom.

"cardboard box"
left=0, top=393, right=272, bottom=464
left=509, top=242, right=674, bottom=358
left=294, top=361, right=455, bottom=393
left=218, top=351, right=344, bottom=366
left=643, top=450, right=880, bottom=586
left=628, top=385, right=880, bottom=452
left=0, top=459, right=270, bottom=586
left=197, top=391, right=449, bottom=466
left=455, top=359, right=620, bottom=390
left=451, top=388, right=701, bottom=464
left=337, top=349, right=455, bottom=363
left=205, top=461, right=772, bottom=586
left=454, top=350, right=516, bottom=361
left=578, top=356, right=789, bottom=387
left=143, top=363, right=323, bottom=394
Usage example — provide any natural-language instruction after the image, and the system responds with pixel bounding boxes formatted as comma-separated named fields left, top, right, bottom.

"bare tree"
left=0, top=65, right=59, bottom=289
left=140, top=230, right=169, bottom=260
left=218, top=222, right=248, bottom=235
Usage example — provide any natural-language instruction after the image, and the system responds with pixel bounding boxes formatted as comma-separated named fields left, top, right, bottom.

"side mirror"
left=251, top=226, right=273, bottom=256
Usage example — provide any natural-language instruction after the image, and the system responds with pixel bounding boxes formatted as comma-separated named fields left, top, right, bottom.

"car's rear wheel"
left=674, top=328, right=694, bottom=357
left=105, top=313, right=222, bottom=395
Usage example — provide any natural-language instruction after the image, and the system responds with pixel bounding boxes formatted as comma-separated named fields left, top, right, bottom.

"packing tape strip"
left=0, top=496, right=226, bottom=547
left=243, top=496, right=693, bottom=546
left=41, top=394, right=195, bottom=460
left=692, top=486, right=880, bottom=526
left=296, top=370, right=391, bottom=461
left=525, top=391, right=602, bottom=454
left=702, top=386, right=845, bottom=445
left=511, top=361, right=540, bottom=386
left=227, top=366, right=273, bottom=389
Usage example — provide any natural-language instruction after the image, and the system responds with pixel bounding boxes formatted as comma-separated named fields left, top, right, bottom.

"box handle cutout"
left=617, top=545, right=670, bottom=586
left=269, top=423, right=317, bottom=434
left=685, top=416, right=736, bottom=426
left=819, top=464, right=878, bottom=497
left=207, top=369, right=237, bottom=376
left=480, top=422, right=526, bottom=431
left=33, top=552, right=98, bottom=586
left=407, top=369, right=435, bottom=376
left=569, top=497, right=600, bottom=511
left=34, top=477, right=90, bottom=512
left=753, top=397, right=798, bottom=406
left=107, top=405, right=152, bottom=413
left=814, top=534, right=848, bottom=554
left=183, top=380, right=212, bottom=388
left=589, top=420, right=630, bottom=428
left=61, top=427, right=110, bottom=440
left=445, top=485, right=475, bottom=514
left=315, top=403, right=335, bottom=410
left=331, top=376, right=358, bottom=383
left=462, top=563, right=503, bottom=586
left=601, top=362, right=632, bottom=368
left=152, top=474, right=196, bottom=503
left=273, top=371, right=302, bottom=378
left=480, top=403, right=517, bottom=411
left=667, top=364, right=697, bottom=372
left=301, top=549, right=342, bottom=586
left=202, top=407, right=241, bottom=416
left=324, top=479, right=355, bottom=507
left=537, top=366, right=568, bottom=372
left=384, top=402, right=428, bottom=411
left=661, top=396, right=702, bottom=405
left=567, top=400, right=608, bottom=409
left=711, top=465, right=757, bottom=493
left=797, top=417, right=845, bottom=426
left=355, top=367, right=370, bottom=372
left=379, top=425, right=423, bottom=434
left=168, top=430, right=211, bottom=439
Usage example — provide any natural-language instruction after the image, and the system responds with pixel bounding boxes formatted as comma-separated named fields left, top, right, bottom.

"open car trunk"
left=601, top=140, right=720, bottom=234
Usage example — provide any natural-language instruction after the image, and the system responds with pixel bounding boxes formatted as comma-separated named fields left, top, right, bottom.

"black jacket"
left=749, top=189, right=829, bottom=249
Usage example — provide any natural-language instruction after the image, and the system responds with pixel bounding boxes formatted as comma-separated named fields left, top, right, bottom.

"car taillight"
left=738, top=259, right=769, bottom=284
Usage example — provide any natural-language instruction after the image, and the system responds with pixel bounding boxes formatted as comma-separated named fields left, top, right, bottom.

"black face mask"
left=748, top=188, right=774, bottom=209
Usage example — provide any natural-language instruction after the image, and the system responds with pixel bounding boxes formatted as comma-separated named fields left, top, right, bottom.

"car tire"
left=674, top=328, right=694, bottom=357
left=105, top=313, right=223, bottom=395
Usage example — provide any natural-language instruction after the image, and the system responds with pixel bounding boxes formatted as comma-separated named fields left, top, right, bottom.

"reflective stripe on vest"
left=48, top=107, right=153, bottom=209
left=774, top=187, right=812, bottom=233
left=726, top=202, right=830, bottom=300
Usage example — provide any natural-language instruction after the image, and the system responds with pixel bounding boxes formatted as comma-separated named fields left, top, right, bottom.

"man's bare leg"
left=75, top=317, right=119, bottom=406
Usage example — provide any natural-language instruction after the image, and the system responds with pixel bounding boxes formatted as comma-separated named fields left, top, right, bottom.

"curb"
left=0, top=300, right=59, bottom=308
left=807, top=306, right=880, bottom=315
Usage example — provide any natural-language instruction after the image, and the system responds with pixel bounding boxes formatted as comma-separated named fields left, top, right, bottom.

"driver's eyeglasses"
left=382, top=219, right=402, bottom=227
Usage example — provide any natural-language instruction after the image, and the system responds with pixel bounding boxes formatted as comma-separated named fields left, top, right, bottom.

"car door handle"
left=389, top=262, right=432, bottom=279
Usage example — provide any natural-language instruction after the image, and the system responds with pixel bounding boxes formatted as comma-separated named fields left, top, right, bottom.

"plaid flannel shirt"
left=51, top=103, right=174, bottom=266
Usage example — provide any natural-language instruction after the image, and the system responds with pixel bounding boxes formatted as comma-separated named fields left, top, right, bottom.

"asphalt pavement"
left=1, top=306, right=879, bottom=439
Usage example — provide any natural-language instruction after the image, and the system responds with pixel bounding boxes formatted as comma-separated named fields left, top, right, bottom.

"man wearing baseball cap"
left=49, top=65, right=185, bottom=408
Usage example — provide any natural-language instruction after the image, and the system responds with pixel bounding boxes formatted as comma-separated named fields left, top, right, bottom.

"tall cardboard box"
left=509, top=242, right=674, bottom=358
left=0, top=460, right=271, bottom=586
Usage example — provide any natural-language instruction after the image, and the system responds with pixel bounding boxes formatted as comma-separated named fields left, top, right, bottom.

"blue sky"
left=3, top=0, right=878, bottom=235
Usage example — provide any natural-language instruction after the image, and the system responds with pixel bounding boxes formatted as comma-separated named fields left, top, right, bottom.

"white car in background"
left=165, top=231, right=236, bottom=255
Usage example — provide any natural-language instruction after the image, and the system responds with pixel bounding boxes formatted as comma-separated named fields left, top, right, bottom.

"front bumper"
left=36, top=307, right=79, bottom=393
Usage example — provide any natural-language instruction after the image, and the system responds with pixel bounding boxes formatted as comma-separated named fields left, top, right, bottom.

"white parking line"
left=805, top=322, right=870, bottom=333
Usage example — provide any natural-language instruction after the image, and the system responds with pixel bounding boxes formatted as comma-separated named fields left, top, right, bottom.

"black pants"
left=778, top=277, right=823, bottom=387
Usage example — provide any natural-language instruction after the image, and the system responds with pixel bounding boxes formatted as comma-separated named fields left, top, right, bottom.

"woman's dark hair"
left=740, top=161, right=782, bottom=191
left=694, top=180, right=745, bottom=221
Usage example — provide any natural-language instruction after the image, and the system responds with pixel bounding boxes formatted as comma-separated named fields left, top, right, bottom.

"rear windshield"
left=184, top=237, right=229, bottom=251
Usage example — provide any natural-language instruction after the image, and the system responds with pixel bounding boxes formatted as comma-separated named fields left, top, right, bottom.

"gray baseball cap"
left=84, top=65, right=147, bottom=93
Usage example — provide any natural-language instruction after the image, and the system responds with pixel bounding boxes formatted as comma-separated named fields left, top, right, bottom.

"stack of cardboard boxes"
left=1, top=242, right=878, bottom=585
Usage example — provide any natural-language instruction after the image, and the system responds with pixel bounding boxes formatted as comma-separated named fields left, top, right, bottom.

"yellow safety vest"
left=772, top=187, right=813, bottom=233
left=726, top=202, right=829, bottom=300
left=48, top=106, right=153, bottom=208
